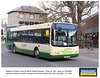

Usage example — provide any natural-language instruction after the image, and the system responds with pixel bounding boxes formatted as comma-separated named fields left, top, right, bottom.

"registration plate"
left=64, top=56, right=70, bottom=58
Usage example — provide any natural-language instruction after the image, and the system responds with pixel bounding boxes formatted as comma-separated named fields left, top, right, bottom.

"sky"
left=0, top=0, right=41, bottom=19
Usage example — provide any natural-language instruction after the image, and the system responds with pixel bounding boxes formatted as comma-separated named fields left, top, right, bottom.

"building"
left=80, top=13, right=99, bottom=47
left=7, top=5, right=47, bottom=25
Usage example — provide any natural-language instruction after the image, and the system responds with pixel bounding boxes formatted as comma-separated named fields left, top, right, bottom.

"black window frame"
left=7, top=28, right=50, bottom=44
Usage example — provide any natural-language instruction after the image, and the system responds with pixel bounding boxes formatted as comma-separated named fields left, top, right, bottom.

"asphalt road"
left=1, top=44, right=98, bottom=67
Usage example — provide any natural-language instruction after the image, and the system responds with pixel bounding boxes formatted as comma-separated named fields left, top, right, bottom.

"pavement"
left=1, top=40, right=5, bottom=44
left=79, top=48, right=98, bottom=53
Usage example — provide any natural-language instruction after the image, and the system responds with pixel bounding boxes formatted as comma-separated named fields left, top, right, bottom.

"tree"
left=39, top=1, right=98, bottom=37
left=1, top=17, right=8, bottom=32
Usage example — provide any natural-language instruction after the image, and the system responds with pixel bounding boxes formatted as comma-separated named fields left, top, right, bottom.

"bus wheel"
left=34, top=49, right=39, bottom=58
left=13, top=46, right=16, bottom=53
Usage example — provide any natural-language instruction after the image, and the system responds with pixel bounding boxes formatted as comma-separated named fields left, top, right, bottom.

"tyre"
left=34, top=49, right=39, bottom=58
left=12, top=45, right=16, bottom=53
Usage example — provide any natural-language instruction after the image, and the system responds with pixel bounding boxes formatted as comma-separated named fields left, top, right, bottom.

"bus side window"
left=21, top=31, right=27, bottom=42
left=7, top=32, right=11, bottom=41
left=10, top=32, right=13, bottom=41
left=42, top=29, right=50, bottom=44
left=12, top=32, right=17, bottom=41
left=33, top=30, right=42, bottom=43
left=17, top=32, right=22, bottom=42
left=27, top=30, right=33, bottom=43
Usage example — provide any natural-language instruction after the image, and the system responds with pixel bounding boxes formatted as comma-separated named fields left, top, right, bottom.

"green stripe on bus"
left=18, top=47, right=34, bottom=51
left=40, top=51, right=50, bottom=53
left=62, top=51, right=73, bottom=54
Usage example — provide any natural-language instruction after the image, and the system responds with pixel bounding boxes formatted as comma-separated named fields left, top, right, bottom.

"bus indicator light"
left=46, top=30, right=49, bottom=36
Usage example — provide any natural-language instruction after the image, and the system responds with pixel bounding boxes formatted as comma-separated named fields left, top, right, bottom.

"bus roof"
left=10, top=22, right=77, bottom=31
left=7, top=24, right=23, bottom=27
left=11, top=23, right=52, bottom=31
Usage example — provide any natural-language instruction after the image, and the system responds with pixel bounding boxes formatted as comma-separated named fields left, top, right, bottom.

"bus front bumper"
left=39, top=52, right=79, bottom=59
left=49, top=54, right=79, bottom=59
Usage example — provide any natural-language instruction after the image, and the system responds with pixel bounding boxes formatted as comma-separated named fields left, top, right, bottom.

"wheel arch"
left=34, top=46, right=39, bottom=51
left=34, top=46, right=40, bottom=58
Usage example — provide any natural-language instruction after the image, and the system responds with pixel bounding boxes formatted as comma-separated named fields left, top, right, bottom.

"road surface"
left=1, top=44, right=98, bottom=67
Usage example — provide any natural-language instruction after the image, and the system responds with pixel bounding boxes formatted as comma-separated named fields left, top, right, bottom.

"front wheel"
left=12, top=45, right=16, bottom=53
left=34, top=49, right=39, bottom=58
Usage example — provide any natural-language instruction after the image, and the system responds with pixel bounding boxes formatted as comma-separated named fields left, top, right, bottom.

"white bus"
left=6, top=23, right=79, bottom=59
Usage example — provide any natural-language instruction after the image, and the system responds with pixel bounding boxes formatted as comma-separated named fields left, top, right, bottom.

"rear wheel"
left=34, top=49, right=39, bottom=58
left=12, top=45, right=16, bottom=53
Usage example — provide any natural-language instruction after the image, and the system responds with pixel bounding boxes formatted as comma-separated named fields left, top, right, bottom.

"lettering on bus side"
left=21, top=44, right=27, bottom=47
left=55, top=52, right=60, bottom=54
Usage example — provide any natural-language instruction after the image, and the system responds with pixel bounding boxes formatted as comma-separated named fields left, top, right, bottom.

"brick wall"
left=8, top=12, right=19, bottom=25
left=8, top=12, right=47, bottom=25
left=81, top=14, right=98, bottom=31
